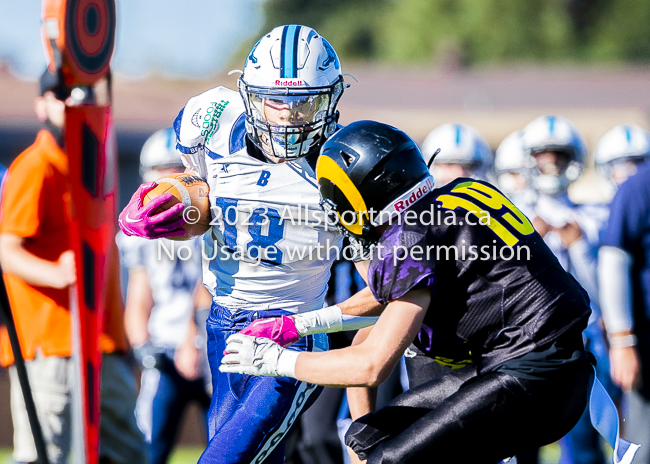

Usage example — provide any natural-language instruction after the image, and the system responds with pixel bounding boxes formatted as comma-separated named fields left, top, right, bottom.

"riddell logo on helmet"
left=393, top=178, right=434, bottom=212
left=275, top=79, right=304, bottom=86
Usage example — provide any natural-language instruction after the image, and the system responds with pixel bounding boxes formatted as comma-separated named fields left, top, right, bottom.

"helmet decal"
left=281, top=25, right=302, bottom=79
left=248, top=37, right=262, bottom=65
left=316, top=155, right=368, bottom=235
left=320, top=39, right=339, bottom=71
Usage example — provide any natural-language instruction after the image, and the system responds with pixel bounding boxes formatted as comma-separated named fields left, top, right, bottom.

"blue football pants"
left=198, top=304, right=328, bottom=464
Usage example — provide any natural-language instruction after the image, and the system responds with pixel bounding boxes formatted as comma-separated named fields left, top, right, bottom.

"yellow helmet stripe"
left=316, top=155, right=368, bottom=235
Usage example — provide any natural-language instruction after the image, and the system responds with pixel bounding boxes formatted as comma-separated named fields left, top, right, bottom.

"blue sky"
left=0, top=0, right=265, bottom=80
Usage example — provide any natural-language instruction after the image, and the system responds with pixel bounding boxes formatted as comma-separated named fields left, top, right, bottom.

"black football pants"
left=345, top=356, right=592, bottom=464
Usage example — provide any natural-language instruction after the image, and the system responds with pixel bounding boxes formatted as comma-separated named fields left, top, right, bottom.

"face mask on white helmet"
left=140, top=127, right=185, bottom=182
left=421, top=123, right=493, bottom=186
left=594, top=124, right=650, bottom=187
left=237, top=25, right=346, bottom=160
left=521, top=115, right=586, bottom=196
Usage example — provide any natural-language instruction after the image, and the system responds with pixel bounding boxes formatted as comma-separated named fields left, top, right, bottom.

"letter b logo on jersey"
left=257, top=171, right=271, bottom=186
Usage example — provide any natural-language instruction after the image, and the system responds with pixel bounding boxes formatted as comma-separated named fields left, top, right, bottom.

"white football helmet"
left=140, top=127, right=184, bottom=182
left=421, top=123, right=493, bottom=184
left=237, top=25, right=345, bottom=160
left=594, top=124, right=650, bottom=186
left=494, top=130, right=535, bottom=194
left=520, top=115, right=586, bottom=195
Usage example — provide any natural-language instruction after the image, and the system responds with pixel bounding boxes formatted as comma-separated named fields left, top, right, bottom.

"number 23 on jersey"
left=436, top=181, right=535, bottom=247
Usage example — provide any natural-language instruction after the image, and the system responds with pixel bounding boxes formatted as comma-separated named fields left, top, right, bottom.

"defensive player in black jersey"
left=219, top=121, right=625, bottom=464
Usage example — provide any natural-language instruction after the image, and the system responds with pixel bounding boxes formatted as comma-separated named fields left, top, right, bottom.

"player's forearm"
left=0, top=234, right=67, bottom=288
left=338, top=286, right=384, bottom=317
left=347, top=386, right=378, bottom=419
left=123, top=269, right=154, bottom=346
left=293, top=345, right=394, bottom=388
left=294, top=294, right=428, bottom=387
left=124, top=306, right=150, bottom=347
left=598, top=246, right=634, bottom=336
left=347, top=327, right=378, bottom=418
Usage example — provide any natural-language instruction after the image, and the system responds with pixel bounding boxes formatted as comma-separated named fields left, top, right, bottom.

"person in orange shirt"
left=0, top=69, right=146, bottom=464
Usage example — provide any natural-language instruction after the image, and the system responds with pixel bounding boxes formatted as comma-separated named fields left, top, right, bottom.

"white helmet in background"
left=521, top=115, right=586, bottom=195
left=494, top=130, right=536, bottom=195
left=421, top=123, right=493, bottom=185
left=238, top=25, right=345, bottom=160
left=594, top=124, right=650, bottom=186
left=140, top=127, right=184, bottom=182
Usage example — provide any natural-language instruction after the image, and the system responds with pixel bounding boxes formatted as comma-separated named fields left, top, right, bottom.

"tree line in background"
left=254, top=0, right=650, bottom=66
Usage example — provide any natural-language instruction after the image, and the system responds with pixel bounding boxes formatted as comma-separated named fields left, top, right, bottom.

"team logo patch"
left=191, top=108, right=202, bottom=128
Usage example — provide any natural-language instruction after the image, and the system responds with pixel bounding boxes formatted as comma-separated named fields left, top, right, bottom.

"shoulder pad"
left=174, top=87, right=244, bottom=156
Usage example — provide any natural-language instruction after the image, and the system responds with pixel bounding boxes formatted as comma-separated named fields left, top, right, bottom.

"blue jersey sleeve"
left=600, top=164, right=650, bottom=252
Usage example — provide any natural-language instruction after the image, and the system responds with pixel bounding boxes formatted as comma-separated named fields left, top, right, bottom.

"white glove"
left=219, top=333, right=299, bottom=378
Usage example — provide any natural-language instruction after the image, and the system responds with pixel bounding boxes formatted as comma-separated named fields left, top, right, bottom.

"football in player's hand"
left=143, top=173, right=211, bottom=240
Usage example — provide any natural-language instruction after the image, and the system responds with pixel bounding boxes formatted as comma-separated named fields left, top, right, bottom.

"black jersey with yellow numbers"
left=367, top=177, right=591, bottom=374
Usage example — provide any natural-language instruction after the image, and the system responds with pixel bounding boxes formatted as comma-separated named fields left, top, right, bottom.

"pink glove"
left=118, top=182, right=187, bottom=239
left=239, top=316, right=301, bottom=347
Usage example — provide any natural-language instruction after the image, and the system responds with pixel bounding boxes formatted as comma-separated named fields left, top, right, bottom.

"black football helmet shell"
left=316, top=120, right=433, bottom=244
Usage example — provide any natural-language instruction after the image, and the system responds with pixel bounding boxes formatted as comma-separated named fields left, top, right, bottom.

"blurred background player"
left=520, top=115, right=617, bottom=464
left=117, top=127, right=212, bottom=464
left=597, top=125, right=650, bottom=463
left=420, top=122, right=493, bottom=186
left=0, top=69, right=146, bottom=464
left=594, top=124, right=650, bottom=197
left=493, top=130, right=537, bottom=216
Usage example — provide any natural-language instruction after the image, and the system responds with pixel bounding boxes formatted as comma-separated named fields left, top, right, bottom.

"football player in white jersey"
left=420, top=122, right=493, bottom=186
left=118, top=26, right=381, bottom=464
left=117, top=128, right=211, bottom=464
left=520, top=115, right=616, bottom=464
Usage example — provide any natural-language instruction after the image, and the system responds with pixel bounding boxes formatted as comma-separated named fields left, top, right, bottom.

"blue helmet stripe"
left=547, top=115, right=556, bottom=134
left=280, top=26, right=288, bottom=78
left=291, top=25, right=301, bottom=77
left=281, top=25, right=300, bottom=78
left=624, top=125, right=632, bottom=145
left=454, top=124, right=462, bottom=145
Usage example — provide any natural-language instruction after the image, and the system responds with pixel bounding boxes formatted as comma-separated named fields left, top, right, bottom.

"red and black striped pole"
left=41, top=2, right=117, bottom=463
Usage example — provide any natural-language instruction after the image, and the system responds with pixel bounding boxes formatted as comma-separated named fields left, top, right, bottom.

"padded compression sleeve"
left=294, top=306, right=378, bottom=336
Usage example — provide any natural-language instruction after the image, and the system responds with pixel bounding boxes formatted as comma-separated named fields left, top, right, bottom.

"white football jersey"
left=174, top=87, right=342, bottom=314
left=532, top=193, right=608, bottom=323
left=117, top=233, right=203, bottom=349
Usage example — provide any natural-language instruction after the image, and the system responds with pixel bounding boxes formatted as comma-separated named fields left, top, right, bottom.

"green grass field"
left=0, top=446, right=204, bottom=464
